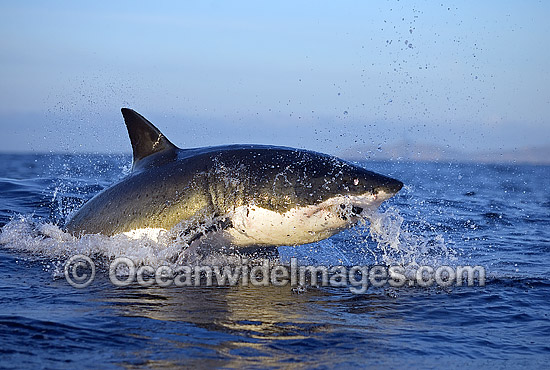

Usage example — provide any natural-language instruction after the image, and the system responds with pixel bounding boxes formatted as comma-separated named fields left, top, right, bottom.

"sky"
left=0, top=0, right=549, bottom=157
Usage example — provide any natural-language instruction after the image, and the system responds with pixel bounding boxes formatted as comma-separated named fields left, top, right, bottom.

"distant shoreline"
left=341, top=141, right=550, bottom=165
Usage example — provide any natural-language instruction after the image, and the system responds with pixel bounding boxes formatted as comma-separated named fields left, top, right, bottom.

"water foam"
left=0, top=214, right=258, bottom=269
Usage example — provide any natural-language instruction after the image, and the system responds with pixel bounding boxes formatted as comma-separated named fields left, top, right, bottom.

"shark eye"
left=353, top=178, right=359, bottom=186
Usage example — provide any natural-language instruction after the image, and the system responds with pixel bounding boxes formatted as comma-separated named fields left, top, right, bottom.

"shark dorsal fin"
left=121, top=108, right=178, bottom=170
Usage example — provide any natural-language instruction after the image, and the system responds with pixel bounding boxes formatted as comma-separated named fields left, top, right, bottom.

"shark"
left=64, top=109, right=403, bottom=248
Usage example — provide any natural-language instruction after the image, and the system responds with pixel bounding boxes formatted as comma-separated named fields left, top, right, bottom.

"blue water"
left=1, top=153, right=549, bottom=369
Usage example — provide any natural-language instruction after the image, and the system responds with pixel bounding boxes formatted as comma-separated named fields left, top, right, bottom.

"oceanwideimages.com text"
left=64, top=255, right=486, bottom=294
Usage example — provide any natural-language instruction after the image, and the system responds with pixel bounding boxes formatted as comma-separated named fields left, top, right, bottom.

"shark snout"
left=370, top=176, right=403, bottom=200
left=334, top=175, right=403, bottom=219
left=377, top=178, right=403, bottom=195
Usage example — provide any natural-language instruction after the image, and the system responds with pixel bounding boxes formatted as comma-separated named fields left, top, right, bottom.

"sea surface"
left=0, top=153, right=549, bottom=369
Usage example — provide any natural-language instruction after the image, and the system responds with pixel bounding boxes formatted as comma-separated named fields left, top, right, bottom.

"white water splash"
left=0, top=215, right=259, bottom=269
left=365, top=206, right=456, bottom=266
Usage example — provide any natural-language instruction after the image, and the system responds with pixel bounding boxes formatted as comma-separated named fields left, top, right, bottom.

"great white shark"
left=64, top=109, right=403, bottom=247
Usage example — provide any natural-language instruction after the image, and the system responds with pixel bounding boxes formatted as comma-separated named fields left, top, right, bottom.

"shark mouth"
left=337, top=203, right=364, bottom=221
left=313, top=190, right=396, bottom=220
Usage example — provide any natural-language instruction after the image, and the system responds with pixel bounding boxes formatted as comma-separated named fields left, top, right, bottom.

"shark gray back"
left=64, top=109, right=403, bottom=246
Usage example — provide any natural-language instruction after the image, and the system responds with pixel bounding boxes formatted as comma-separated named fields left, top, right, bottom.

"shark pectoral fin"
left=121, top=108, right=179, bottom=170
left=175, top=216, right=233, bottom=246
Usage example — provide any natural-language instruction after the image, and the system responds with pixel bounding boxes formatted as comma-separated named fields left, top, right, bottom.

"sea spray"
left=366, top=206, right=456, bottom=267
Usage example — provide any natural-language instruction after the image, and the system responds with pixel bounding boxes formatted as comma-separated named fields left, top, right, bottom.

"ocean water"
left=0, top=153, right=549, bottom=369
